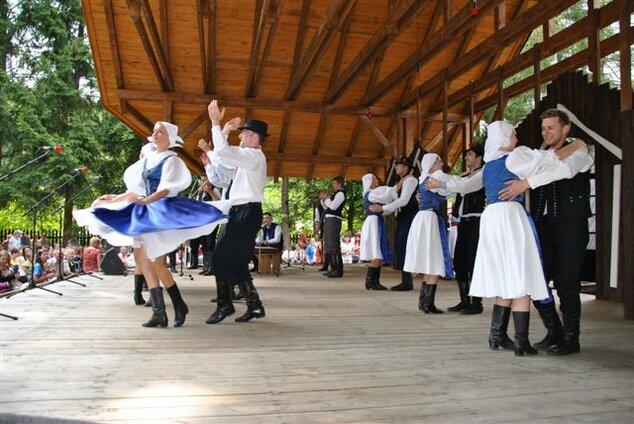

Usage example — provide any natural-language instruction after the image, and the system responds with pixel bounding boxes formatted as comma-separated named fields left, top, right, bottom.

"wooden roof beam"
left=197, top=0, right=217, bottom=94
left=127, top=0, right=173, bottom=91
left=445, top=0, right=622, bottom=110
left=245, top=0, right=284, bottom=98
left=362, top=0, right=505, bottom=106
left=267, top=152, right=387, bottom=167
left=103, top=0, right=124, bottom=89
left=399, top=0, right=579, bottom=109
left=325, top=10, right=354, bottom=99
left=306, top=113, right=330, bottom=180
left=284, top=0, right=357, bottom=100
left=322, top=0, right=432, bottom=104
left=117, top=89, right=395, bottom=116
left=359, top=115, right=398, bottom=158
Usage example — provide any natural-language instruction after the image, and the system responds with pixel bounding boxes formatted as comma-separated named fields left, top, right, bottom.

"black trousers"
left=453, top=218, right=480, bottom=282
left=201, top=227, right=219, bottom=253
left=394, top=210, right=416, bottom=270
left=213, top=203, right=263, bottom=284
left=537, top=217, right=589, bottom=320
left=323, top=218, right=342, bottom=255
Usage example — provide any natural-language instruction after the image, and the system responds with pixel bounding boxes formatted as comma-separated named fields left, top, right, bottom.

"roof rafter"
left=322, top=0, right=433, bottom=104
left=245, top=0, right=284, bottom=98
left=362, top=0, right=505, bottom=106
left=284, top=0, right=357, bottom=100
left=197, top=0, right=217, bottom=94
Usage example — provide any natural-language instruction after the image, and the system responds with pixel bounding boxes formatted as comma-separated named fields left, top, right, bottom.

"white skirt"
left=360, top=215, right=382, bottom=261
left=403, top=210, right=446, bottom=276
left=470, top=202, right=549, bottom=300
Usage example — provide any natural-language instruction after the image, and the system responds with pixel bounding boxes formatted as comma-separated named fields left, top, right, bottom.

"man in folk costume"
left=203, top=100, right=268, bottom=324
left=369, top=157, right=418, bottom=291
left=359, top=173, right=395, bottom=290
left=499, top=109, right=593, bottom=355
left=441, top=144, right=486, bottom=314
left=252, top=212, right=283, bottom=272
left=320, top=177, right=346, bottom=278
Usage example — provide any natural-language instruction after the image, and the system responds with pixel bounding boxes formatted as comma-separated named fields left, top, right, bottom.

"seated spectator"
left=0, top=250, right=19, bottom=292
left=82, top=237, right=102, bottom=273
left=252, top=212, right=283, bottom=272
left=305, top=238, right=317, bottom=265
left=39, top=234, right=50, bottom=250
left=8, top=230, right=23, bottom=251
left=32, top=250, right=56, bottom=285
left=68, top=235, right=80, bottom=248
left=341, top=234, right=355, bottom=264
left=18, top=246, right=33, bottom=282
left=72, top=247, right=82, bottom=273
left=118, top=246, right=136, bottom=268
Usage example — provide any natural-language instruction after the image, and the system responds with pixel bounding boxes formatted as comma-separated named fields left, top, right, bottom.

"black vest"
left=262, top=223, right=283, bottom=250
left=531, top=170, right=591, bottom=224
left=326, top=190, right=345, bottom=218
left=461, top=168, right=485, bottom=216
left=398, top=179, right=419, bottom=219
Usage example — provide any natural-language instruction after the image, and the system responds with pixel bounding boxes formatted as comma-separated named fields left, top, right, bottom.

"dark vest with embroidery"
left=325, top=189, right=345, bottom=218
left=530, top=146, right=591, bottom=223
left=398, top=178, right=419, bottom=220
left=262, top=223, right=282, bottom=250
left=461, top=167, right=486, bottom=216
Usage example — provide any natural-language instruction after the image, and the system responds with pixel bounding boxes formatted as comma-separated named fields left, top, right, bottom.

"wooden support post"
left=281, top=176, right=290, bottom=251
left=619, top=0, right=632, bottom=111
left=588, top=0, right=601, bottom=86
left=442, top=69, right=448, bottom=162
left=469, top=81, right=475, bottom=139
left=621, top=110, right=634, bottom=320
left=533, top=46, right=541, bottom=111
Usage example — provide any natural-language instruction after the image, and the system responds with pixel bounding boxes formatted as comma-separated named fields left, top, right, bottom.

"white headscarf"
left=361, top=173, right=375, bottom=194
left=484, top=121, right=515, bottom=162
left=419, top=153, right=440, bottom=181
left=147, top=121, right=184, bottom=149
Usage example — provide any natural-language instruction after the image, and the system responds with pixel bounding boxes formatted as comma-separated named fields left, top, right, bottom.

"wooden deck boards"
left=1, top=264, right=633, bottom=423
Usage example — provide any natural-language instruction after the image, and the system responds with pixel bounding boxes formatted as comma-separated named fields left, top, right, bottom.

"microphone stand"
left=51, top=176, right=104, bottom=282
left=22, top=171, right=86, bottom=296
left=0, top=149, right=53, bottom=182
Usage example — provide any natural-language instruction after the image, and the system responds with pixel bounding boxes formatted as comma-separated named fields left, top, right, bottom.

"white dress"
left=360, top=186, right=396, bottom=261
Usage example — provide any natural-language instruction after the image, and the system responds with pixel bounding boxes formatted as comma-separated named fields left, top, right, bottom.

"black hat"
left=239, top=119, right=270, bottom=139
left=394, top=156, right=412, bottom=168
left=466, top=143, right=484, bottom=157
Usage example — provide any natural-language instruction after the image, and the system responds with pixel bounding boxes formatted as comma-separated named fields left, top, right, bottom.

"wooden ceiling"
left=81, top=0, right=573, bottom=180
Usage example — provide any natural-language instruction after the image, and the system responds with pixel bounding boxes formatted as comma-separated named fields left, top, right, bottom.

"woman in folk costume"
left=359, top=173, right=395, bottom=290
left=470, top=120, right=588, bottom=356
left=74, top=122, right=227, bottom=328
left=403, top=153, right=454, bottom=314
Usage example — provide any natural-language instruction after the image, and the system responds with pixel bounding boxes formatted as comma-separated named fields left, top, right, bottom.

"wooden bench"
left=254, top=246, right=281, bottom=276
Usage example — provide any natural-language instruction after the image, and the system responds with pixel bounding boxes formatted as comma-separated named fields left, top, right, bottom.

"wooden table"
left=254, top=246, right=281, bottom=276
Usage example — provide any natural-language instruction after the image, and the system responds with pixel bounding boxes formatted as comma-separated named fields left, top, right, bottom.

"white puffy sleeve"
left=443, top=172, right=483, bottom=195
left=506, top=146, right=559, bottom=180
left=123, top=159, right=146, bottom=196
left=428, top=170, right=453, bottom=196
left=368, top=186, right=398, bottom=204
left=157, top=156, right=192, bottom=196
left=526, top=150, right=594, bottom=189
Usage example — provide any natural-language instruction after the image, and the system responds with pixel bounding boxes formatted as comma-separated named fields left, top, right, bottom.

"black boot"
left=142, top=287, right=168, bottom=328
left=488, top=305, right=514, bottom=351
left=548, top=315, right=580, bottom=356
left=533, top=302, right=564, bottom=350
left=513, top=311, right=538, bottom=356
left=327, top=250, right=343, bottom=278
left=461, top=296, right=483, bottom=315
left=234, top=282, right=245, bottom=300
left=421, top=284, right=444, bottom=314
left=365, top=267, right=387, bottom=290
left=235, top=279, right=265, bottom=322
left=144, top=287, right=162, bottom=307
left=448, top=280, right=469, bottom=312
left=318, top=254, right=330, bottom=272
left=203, top=252, right=215, bottom=275
left=390, top=271, right=413, bottom=291
left=206, top=282, right=236, bottom=324
left=166, top=283, right=189, bottom=328
left=417, top=282, right=428, bottom=311
left=134, top=274, right=145, bottom=306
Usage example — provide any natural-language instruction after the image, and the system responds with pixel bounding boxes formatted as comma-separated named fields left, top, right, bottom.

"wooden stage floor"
left=1, top=264, right=633, bottom=423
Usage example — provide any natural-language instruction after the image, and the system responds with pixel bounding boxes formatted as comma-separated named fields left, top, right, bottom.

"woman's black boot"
left=134, top=274, right=146, bottom=306
left=166, top=283, right=189, bottom=328
left=513, top=311, right=538, bottom=356
left=488, top=305, right=514, bottom=350
left=142, top=287, right=168, bottom=328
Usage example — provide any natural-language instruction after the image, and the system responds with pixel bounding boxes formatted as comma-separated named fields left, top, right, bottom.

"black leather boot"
left=234, top=282, right=245, bottom=300
left=322, top=252, right=335, bottom=275
left=166, top=283, right=189, bottom=328
left=203, top=252, right=215, bottom=275
left=548, top=315, right=580, bottom=355
left=422, top=284, right=444, bottom=314
left=461, top=296, right=483, bottom=315
left=318, top=254, right=330, bottom=272
left=417, top=282, right=428, bottom=311
left=390, top=271, right=413, bottom=291
left=533, top=302, right=564, bottom=350
left=142, top=287, right=168, bottom=328
left=513, top=311, right=538, bottom=356
left=327, top=250, right=343, bottom=278
left=206, top=282, right=236, bottom=324
left=488, top=304, right=514, bottom=350
left=448, top=280, right=469, bottom=312
left=365, top=267, right=387, bottom=290
left=235, top=279, right=265, bottom=322
left=144, top=287, right=162, bottom=307
left=134, top=274, right=145, bottom=305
